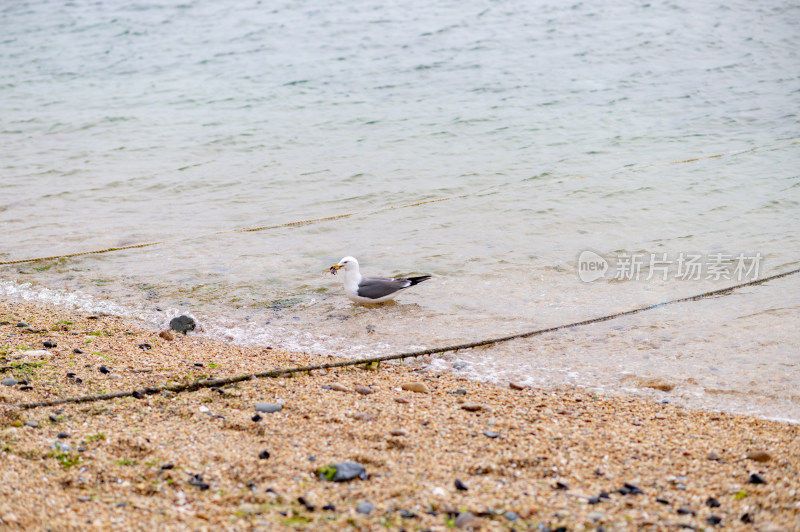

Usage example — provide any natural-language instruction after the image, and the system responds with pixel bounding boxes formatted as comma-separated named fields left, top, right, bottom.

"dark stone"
left=49, top=414, right=59, bottom=423
left=483, top=431, right=500, bottom=438
left=740, top=513, right=752, bottom=523
left=160, top=464, right=174, bottom=470
left=747, top=473, right=766, bottom=484
left=322, top=504, right=336, bottom=511
left=504, top=511, right=519, bottom=521
left=132, top=391, right=144, bottom=399
left=554, top=481, right=569, bottom=490
left=258, top=450, right=270, bottom=460
left=618, top=483, right=644, bottom=495
left=210, top=387, right=225, bottom=395
left=19, top=385, right=32, bottom=391
left=57, top=432, right=70, bottom=439
left=298, top=496, right=315, bottom=511
left=656, top=498, right=670, bottom=504
left=66, top=373, right=76, bottom=378
left=16, top=322, right=29, bottom=328
left=706, top=515, right=722, bottom=526
left=116, top=502, right=127, bottom=508
left=399, top=509, right=417, bottom=518
left=455, top=478, right=468, bottom=491
left=251, top=414, right=263, bottom=422
left=99, top=365, right=111, bottom=374
left=138, top=343, right=152, bottom=351
left=356, top=502, right=374, bottom=515
left=75, top=378, right=83, bottom=384
left=308, top=455, right=315, bottom=462
left=73, top=348, right=83, bottom=354
left=43, top=340, right=57, bottom=348
left=588, top=496, right=600, bottom=504
left=677, top=508, right=696, bottom=516
left=706, top=497, right=720, bottom=508
left=193, top=362, right=203, bottom=367
left=170, top=315, right=196, bottom=334
left=188, top=474, right=209, bottom=490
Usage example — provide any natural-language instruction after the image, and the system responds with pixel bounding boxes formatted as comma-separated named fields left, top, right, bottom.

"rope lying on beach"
left=2, top=139, right=795, bottom=267
left=12, top=264, right=799, bottom=410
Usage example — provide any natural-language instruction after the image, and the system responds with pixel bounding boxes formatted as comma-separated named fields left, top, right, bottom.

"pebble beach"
left=0, top=299, right=798, bottom=531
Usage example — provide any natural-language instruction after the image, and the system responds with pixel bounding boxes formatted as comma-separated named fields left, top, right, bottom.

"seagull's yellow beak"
left=326, top=263, right=342, bottom=275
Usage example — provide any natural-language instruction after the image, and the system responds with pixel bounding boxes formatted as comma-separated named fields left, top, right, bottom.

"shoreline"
left=0, top=298, right=798, bottom=530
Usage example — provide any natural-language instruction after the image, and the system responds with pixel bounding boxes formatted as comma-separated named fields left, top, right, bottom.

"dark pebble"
left=588, top=497, right=600, bottom=504
left=598, top=491, right=611, bottom=500
left=677, top=508, right=696, bottom=516
left=454, top=478, right=468, bottom=491
left=43, top=340, right=57, bottom=348
left=73, top=348, right=83, bottom=354
left=554, top=481, right=569, bottom=490
left=75, top=378, right=83, bottom=384
left=747, top=473, right=767, bottom=484
left=483, top=430, right=500, bottom=438
left=297, top=496, right=314, bottom=511
left=504, top=511, right=519, bottom=521
left=19, top=385, right=33, bottom=391
left=188, top=474, right=210, bottom=490
left=57, top=432, right=70, bottom=439
left=706, top=497, right=720, bottom=508
left=356, top=502, right=374, bottom=515
left=740, top=513, right=752, bottom=523
left=399, top=509, right=417, bottom=518
left=706, top=515, right=722, bottom=526
left=656, top=497, right=670, bottom=505
left=210, top=387, right=225, bottom=395
left=66, top=373, right=76, bottom=378
left=308, top=455, right=315, bottom=462
left=49, top=414, right=59, bottom=423
left=99, top=365, right=111, bottom=374
left=322, top=504, right=336, bottom=511
left=77, top=446, right=86, bottom=452
left=170, top=315, right=196, bottom=334
left=193, top=362, right=203, bottom=367
left=132, top=391, right=144, bottom=399
left=138, top=343, right=152, bottom=351
left=160, top=464, right=174, bottom=470
left=618, top=483, right=644, bottom=495
left=251, top=414, right=263, bottom=422
left=258, top=450, right=270, bottom=460
left=16, top=322, right=29, bottom=328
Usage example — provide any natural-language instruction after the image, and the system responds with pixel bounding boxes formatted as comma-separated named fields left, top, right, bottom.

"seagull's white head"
left=329, top=256, right=359, bottom=274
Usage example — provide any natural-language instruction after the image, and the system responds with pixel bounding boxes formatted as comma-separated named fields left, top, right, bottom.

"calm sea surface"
left=2, top=0, right=799, bottom=421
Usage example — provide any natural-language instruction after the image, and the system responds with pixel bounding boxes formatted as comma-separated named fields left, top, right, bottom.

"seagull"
left=328, top=256, right=431, bottom=304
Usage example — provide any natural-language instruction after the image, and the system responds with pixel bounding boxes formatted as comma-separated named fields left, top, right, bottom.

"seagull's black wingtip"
left=407, top=275, right=432, bottom=286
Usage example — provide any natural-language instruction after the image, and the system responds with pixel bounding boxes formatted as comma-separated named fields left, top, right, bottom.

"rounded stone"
left=356, top=502, right=374, bottom=515
left=1, top=378, right=18, bottom=387
left=255, top=403, right=283, bottom=414
left=401, top=382, right=429, bottom=393
left=169, top=315, right=196, bottom=334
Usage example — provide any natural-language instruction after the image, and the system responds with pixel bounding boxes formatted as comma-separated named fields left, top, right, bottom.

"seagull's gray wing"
left=356, top=276, right=412, bottom=299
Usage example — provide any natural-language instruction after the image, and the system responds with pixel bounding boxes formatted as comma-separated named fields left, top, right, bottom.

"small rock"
left=455, top=478, right=468, bottom=491
left=677, top=508, right=696, bottom=516
left=158, top=330, right=174, bottom=341
left=454, top=511, right=477, bottom=528
left=483, top=431, right=500, bottom=438
left=16, top=322, right=29, bottom=328
left=354, top=385, right=373, bottom=395
left=52, top=441, right=71, bottom=452
left=461, top=403, right=486, bottom=412
left=399, top=509, right=417, bottom=518
left=99, top=365, right=111, bottom=374
left=138, top=343, right=152, bottom=351
left=509, top=382, right=527, bottom=390
left=322, top=504, right=336, bottom=511
left=706, top=515, right=722, bottom=526
left=352, top=412, right=377, bottom=421
left=394, top=397, right=409, bottom=404
left=25, top=420, right=39, bottom=428
left=330, top=383, right=350, bottom=392
left=1, top=378, right=18, bottom=387
left=706, top=497, right=720, bottom=508
left=254, top=403, right=282, bottom=414
left=747, top=473, right=767, bottom=485
left=298, top=496, right=315, bottom=511
left=73, top=348, right=83, bottom=354
left=619, top=483, right=644, bottom=495
left=160, top=464, right=174, bottom=471
left=57, top=432, right=70, bottom=439
left=132, top=390, right=144, bottom=399
left=401, top=382, right=429, bottom=393
left=504, top=511, right=519, bottom=521
left=320, top=462, right=367, bottom=482
left=258, top=450, right=270, bottom=460
left=169, top=315, right=196, bottom=334
left=49, top=414, right=59, bottom=423
left=587, top=512, right=604, bottom=521
left=43, top=340, right=57, bottom=348
left=452, top=361, right=469, bottom=370
left=706, top=451, right=721, bottom=461
left=740, top=513, right=752, bottom=523
left=554, top=481, right=569, bottom=490
left=389, top=429, right=408, bottom=437
left=108, top=375, right=122, bottom=380
left=356, top=502, right=374, bottom=515
left=188, top=474, right=210, bottom=490
left=746, top=451, right=771, bottom=463
left=252, top=414, right=263, bottom=422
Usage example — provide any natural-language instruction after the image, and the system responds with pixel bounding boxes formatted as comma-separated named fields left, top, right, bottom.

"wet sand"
left=0, top=299, right=798, bottom=531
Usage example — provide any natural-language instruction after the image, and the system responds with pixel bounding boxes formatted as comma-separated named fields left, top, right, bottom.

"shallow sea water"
left=1, top=0, right=799, bottom=421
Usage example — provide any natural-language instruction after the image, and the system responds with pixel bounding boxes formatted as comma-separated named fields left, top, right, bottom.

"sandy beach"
left=0, top=299, right=797, bottom=531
